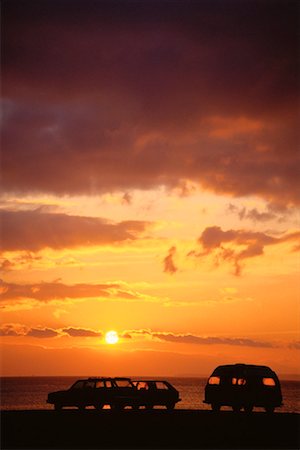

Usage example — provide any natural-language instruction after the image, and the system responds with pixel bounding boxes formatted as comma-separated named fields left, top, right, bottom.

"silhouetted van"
left=204, top=363, right=282, bottom=413
left=47, top=377, right=139, bottom=410
left=132, top=380, right=181, bottom=409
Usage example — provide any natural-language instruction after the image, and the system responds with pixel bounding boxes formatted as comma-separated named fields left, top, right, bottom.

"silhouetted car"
left=47, top=377, right=139, bottom=410
left=132, top=380, right=181, bottom=409
left=204, top=363, right=282, bottom=413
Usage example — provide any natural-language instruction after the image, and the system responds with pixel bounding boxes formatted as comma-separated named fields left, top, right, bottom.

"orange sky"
left=1, top=0, right=299, bottom=377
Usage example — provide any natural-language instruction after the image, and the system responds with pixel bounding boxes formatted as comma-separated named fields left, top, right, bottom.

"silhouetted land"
left=1, top=410, right=299, bottom=449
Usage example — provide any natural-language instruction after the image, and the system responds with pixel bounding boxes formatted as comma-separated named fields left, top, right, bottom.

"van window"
left=114, top=379, right=132, bottom=387
left=232, top=378, right=246, bottom=385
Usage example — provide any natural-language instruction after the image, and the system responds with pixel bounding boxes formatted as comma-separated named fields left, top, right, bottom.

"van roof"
left=212, top=363, right=276, bottom=376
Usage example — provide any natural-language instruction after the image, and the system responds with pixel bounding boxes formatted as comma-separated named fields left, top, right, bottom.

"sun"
left=105, top=330, right=119, bottom=345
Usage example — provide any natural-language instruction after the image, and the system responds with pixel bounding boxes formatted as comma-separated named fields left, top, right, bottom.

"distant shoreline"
left=1, top=409, right=299, bottom=449
left=1, top=374, right=300, bottom=380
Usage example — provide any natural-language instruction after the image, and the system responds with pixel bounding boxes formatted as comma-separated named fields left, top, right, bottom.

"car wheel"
left=54, top=403, right=62, bottom=411
left=111, top=403, right=124, bottom=411
left=244, top=404, right=253, bottom=413
left=94, top=403, right=103, bottom=410
left=211, top=403, right=220, bottom=412
left=265, top=406, right=275, bottom=413
left=166, top=402, right=176, bottom=410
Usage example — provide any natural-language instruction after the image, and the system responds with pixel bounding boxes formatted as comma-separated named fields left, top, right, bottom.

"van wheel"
left=265, top=406, right=275, bottom=413
left=232, top=405, right=241, bottom=412
left=211, top=403, right=220, bottom=412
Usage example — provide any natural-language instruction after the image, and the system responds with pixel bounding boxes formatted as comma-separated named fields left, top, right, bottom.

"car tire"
left=265, top=406, right=275, bottom=413
left=94, top=403, right=103, bottom=410
left=111, top=403, right=124, bottom=411
left=211, top=403, right=220, bottom=412
left=166, top=402, right=176, bottom=410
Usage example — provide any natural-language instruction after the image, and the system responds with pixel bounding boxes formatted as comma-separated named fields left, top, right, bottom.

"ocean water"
left=1, top=376, right=299, bottom=413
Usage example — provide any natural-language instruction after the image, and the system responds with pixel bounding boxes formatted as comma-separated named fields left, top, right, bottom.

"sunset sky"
left=1, top=0, right=299, bottom=377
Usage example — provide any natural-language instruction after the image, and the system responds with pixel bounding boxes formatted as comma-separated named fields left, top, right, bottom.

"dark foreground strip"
left=1, top=409, right=300, bottom=449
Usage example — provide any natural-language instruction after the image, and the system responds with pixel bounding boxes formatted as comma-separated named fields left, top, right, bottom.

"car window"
left=155, top=382, right=168, bottom=390
left=85, top=381, right=95, bottom=389
left=105, top=380, right=114, bottom=388
left=95, top=380, right=105, bottom=388
left=136, top=382, right=149, bottom=390
left=71, top=381, right=85, bottom=390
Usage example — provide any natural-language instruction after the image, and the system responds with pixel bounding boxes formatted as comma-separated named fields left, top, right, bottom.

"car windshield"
left=71, top=380, right=85, bottom=390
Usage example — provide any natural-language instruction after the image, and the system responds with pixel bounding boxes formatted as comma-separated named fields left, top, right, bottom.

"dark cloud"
left=163, top=246, right=178, bottom=275
left=2, top=0, right=299, bottom=206
left=120, top=333, right=132, bottom=339
left=228, top=204, right=277, bottom=222
left=189, top=226, right=300, bottom=275
left=0, top=259, right=15, bottom=272
left=0, top=209, right=151, bottom=251
left=62, top=327, right=102, bottom=337
left=125, top=329, right=275, bottom=348
left=0, top=279, right=119, bottom=303
left=0, top=324, right=25, bottom=336
left=0, top=324, right=101, bottom=338
left=227, top=203, right=295, bottom=223
left=154, top=333, right=275, bottom=348
left=0, top=324, right=292, bottom=349
left=26, top=328, right=59, bottom=338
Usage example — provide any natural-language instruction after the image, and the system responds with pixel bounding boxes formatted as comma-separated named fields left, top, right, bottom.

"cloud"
left=227, top=203, right=295, bottom=223
left=0, top=324, right=61, bottom=339
left=0, top=253, right=43, bottom=273
left=0, top=209, right=151, bottom=252
left=124, top=329, right=275, bottom=348
left=0, top=324, right=27, bottom=336
left=2, top=0, right=299, bottom=206
left=62, top=327, right=102, bottom=337
left=0, top=324, right=101, bottom=339
left=26, top=328, right=59, bottom=338
left=228, top=204, right=277, bottom=223
left=0, top=279, right=118, bottom=303
left=1, top=324, right=294, bottom=349
left=163, top=246, right=178, bottom=275
left=0, top=279, right=168, bottom=310
left=189, top=226, right=300, bottom=275
left=289, top=341, right=300, bottom=350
